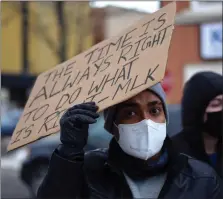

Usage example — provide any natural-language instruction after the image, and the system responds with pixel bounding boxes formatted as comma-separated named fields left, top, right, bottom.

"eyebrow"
left=215, top=98, right=223, bottom=102
left=148, top=101, right=162, bottom=106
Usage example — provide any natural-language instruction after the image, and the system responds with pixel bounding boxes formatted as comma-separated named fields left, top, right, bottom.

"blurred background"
left=1, top=1, right=222, bottom=198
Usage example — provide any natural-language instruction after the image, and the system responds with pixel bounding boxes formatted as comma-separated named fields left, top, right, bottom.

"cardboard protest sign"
left=7, top=2, right=176, bottom=151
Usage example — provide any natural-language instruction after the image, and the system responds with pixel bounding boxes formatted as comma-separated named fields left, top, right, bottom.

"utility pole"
left=56, top=1, right=66, bottom=62
left=21, top=1, right=29, bottom=73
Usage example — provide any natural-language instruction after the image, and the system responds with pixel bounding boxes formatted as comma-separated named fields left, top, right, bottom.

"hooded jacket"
left=172, top=71, right=223, bottom=177
left=37, top=82, right=222, bottom=199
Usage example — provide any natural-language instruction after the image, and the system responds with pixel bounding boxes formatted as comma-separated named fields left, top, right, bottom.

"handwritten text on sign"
left=8, top=2, right=176, bottom=151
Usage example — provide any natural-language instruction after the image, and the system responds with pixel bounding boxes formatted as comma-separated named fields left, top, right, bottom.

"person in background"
left=172, top=71, right=223, bottom=177
left=37, top=83, right=222, bottom=199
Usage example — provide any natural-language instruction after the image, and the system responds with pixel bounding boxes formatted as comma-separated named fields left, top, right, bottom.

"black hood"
left=182, top=71, right=223, bottom=128
left=176, top=71, right=223, bottom=176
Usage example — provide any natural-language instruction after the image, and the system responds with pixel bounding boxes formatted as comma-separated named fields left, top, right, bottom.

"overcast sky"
left=91, top=1, right=160, bottom=13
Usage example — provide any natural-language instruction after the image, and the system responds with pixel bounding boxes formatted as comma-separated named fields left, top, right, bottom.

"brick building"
left=1, top=1, right=222, bottom=108
left=103, top=1, right=222, bottom=104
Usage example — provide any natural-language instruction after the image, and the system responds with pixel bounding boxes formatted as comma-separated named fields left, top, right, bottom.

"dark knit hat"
left=103, top=83, right=169, bottom=134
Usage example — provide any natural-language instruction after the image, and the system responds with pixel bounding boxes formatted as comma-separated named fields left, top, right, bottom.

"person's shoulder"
left=84, top=148, right=108, bottom=171
left=182, top=154, right=223, bottom=198
left=180, top=153, right=218, bottom=179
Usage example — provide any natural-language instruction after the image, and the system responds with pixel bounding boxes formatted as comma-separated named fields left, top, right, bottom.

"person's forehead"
left=206, top=94, right=223, bottom=113
left=209, top=94, right=223, bottom=104
left=214, top=95, right=223, bottom=100
left=122, top=90, right=161, bottom=104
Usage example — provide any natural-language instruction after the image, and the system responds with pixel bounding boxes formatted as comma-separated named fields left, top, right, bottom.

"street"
left=1, top=167, right=31, bottom=198
left=1, top=138, right=31, bottom=198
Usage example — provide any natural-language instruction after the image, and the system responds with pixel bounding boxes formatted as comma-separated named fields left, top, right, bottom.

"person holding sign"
left=172, top=72, right=223, bottom=178
left=37, top=83, right=222, bottom=199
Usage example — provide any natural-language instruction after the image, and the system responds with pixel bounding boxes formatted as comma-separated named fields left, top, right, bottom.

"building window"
left=200, top=22, right=222, bottom=60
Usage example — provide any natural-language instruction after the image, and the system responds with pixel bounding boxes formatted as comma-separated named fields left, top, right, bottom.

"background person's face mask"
left=117, top=119, right=166, bottom=160
left=204, top=110, right=222, bottom=138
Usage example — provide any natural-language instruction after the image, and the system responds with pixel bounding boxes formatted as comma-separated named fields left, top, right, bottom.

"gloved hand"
left=59, top=102, right=99, bottom=150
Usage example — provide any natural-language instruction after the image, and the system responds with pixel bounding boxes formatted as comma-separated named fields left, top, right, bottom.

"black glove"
left=59, top=102, right=99, bottom=151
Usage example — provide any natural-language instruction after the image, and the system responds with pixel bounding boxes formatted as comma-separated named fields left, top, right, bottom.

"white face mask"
left=117, top=119, right=166, bottom=160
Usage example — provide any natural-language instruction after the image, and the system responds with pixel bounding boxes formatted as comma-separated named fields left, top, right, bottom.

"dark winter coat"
left=37, top=138, right=222, bottom=199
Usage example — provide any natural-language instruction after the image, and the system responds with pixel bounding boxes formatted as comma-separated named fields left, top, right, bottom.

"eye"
left=211, top=100, right=221, bottom=107
left=122, top=108, right=137, bottom=119
left=126, top=110, right=136, bottom=118
left=149, top=107, right=162, bottom=116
